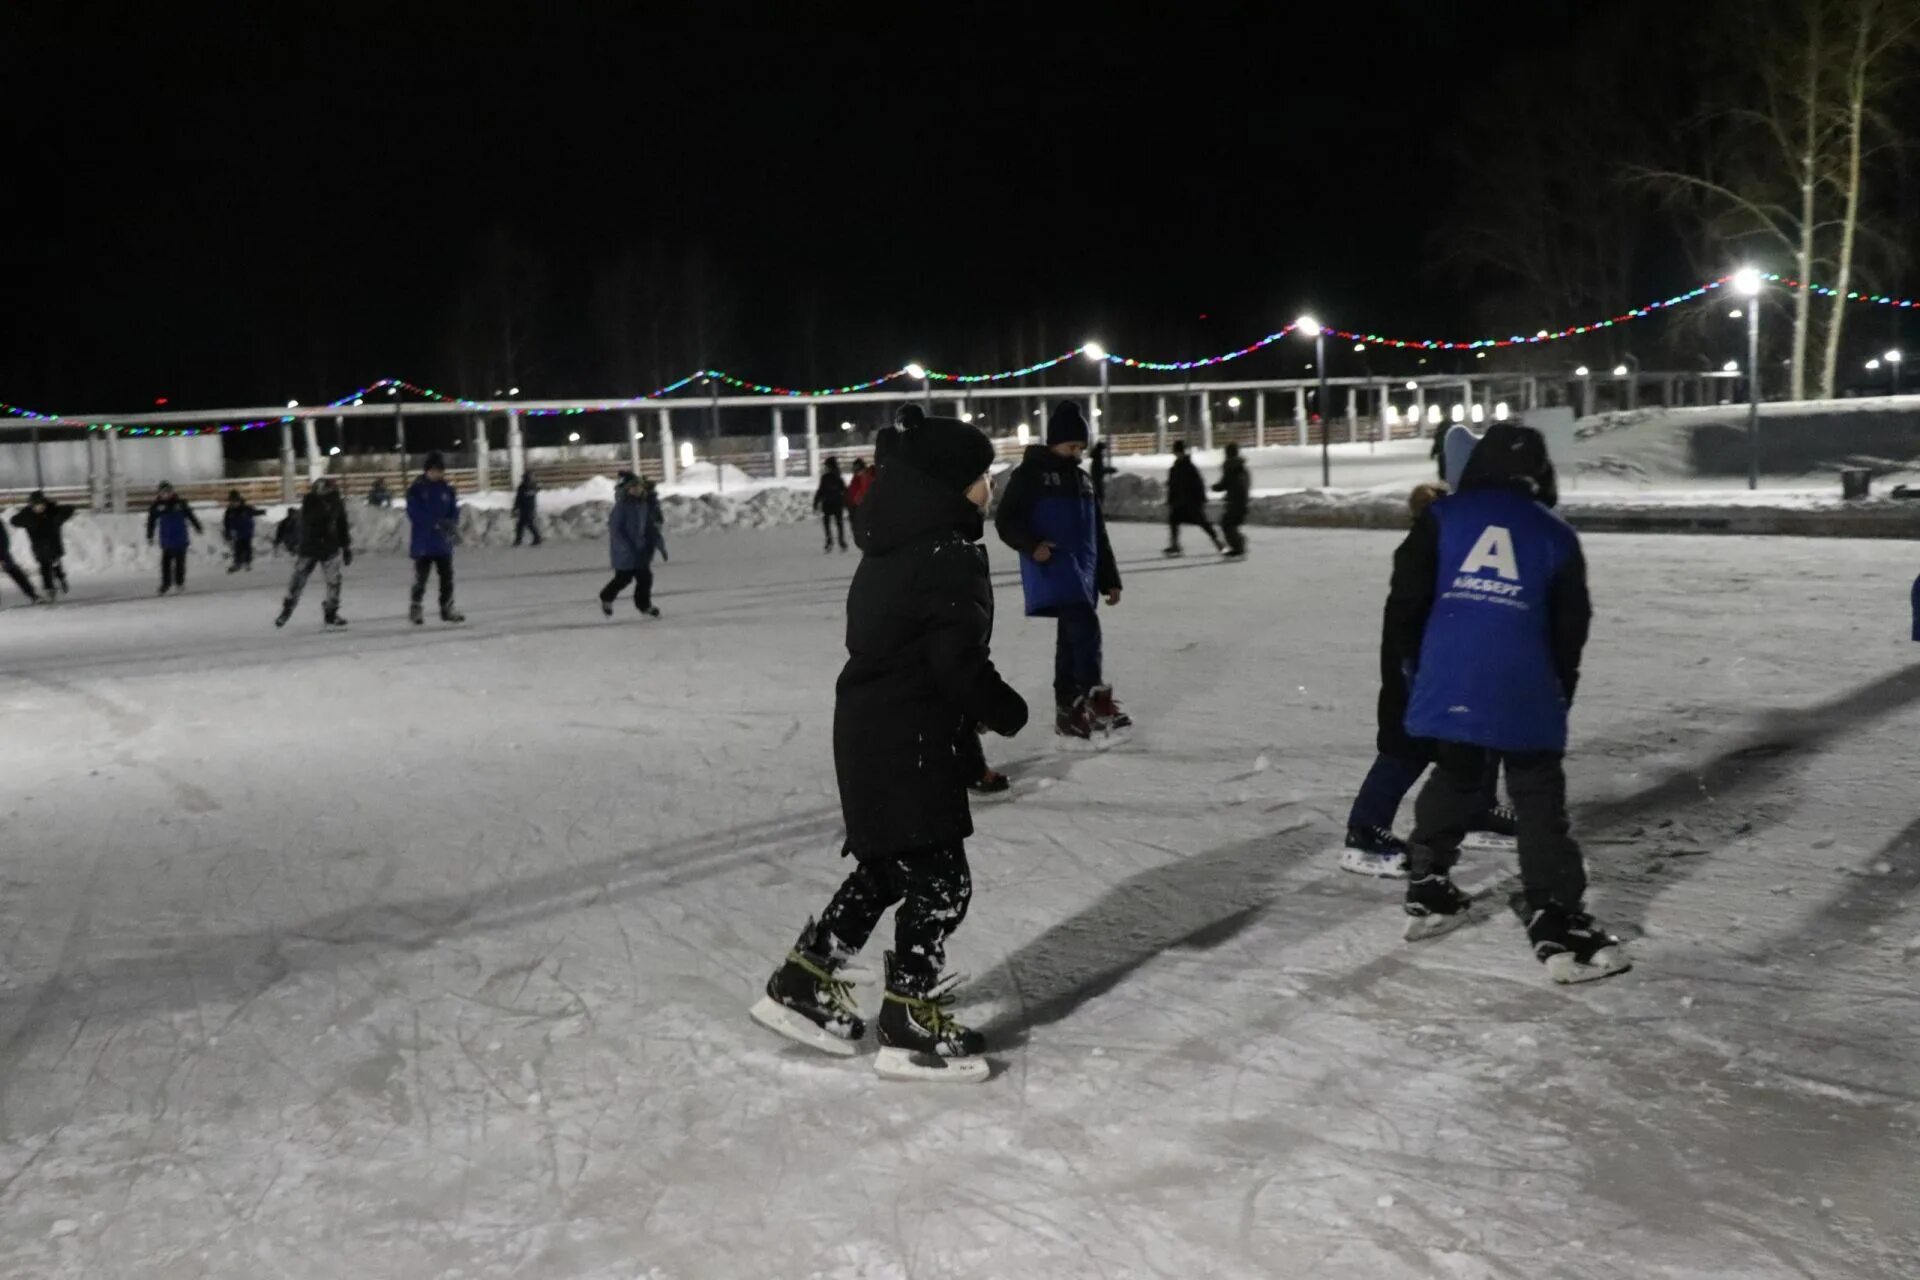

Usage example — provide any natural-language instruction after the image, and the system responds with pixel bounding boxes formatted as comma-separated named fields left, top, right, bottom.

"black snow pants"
left=1408, top=743, right=1586, bottom=912
left=160, top=548, right=187, bottom=591
left=410, top=555, right=454, bottom=609
left=600, top=567, right=654, bottom=611
left=822, top=511, right=846, bottom=550
left=814, top=844, right=972, bottom=991
left=0, top=547, right=36, bottom=600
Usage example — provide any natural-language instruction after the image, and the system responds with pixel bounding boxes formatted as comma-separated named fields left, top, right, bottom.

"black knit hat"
left=1047, top=401, right=1089, bottom=447
left=900, top=415, right=996, bottom=493
left=423, top=452, right=446, bottom=472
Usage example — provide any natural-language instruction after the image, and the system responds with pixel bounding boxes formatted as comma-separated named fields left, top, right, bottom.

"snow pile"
left=26, top=476, right=818, bottom=576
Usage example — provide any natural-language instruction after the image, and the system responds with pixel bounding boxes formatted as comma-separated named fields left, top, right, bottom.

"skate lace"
left=887, top=978, right=969, bottom=1039
left=791, top=952, right=861, bottom=1020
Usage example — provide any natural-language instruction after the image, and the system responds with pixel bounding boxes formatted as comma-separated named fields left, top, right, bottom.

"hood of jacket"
left=856, top=456, right=983, bottom=554
left=1456, top=422, right=1558, bottom=507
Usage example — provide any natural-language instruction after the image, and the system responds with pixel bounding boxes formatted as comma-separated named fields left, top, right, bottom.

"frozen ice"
left=0, top=521, right=1916, bottom=1278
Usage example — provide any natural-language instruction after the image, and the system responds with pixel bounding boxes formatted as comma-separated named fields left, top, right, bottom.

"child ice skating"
left=12, top=491, right=74, bottom=597
left=146, top=482, right=203, bottom=595
left=274, top=476, right=353, bottom=628
left=513, top=473, right=542, bottom=546
left=406, top=453, right=464, bottom=624
left=752, top=413, right=1026, bottom=1081
left=814, top=457, right=848, bottom=552
left=222, top=490, right=267, bottom=573
left=1386, top=422, right=1627, bottom=983
left=1339, top=480, right=1511, bottom=879
left=599, top=471, right=663, bottom=618
left=995, top=401, right=1127, bottom=740
left=1164, top=440, right=1223, bottom=556
left=1213, top=442, right=1251, bottom=558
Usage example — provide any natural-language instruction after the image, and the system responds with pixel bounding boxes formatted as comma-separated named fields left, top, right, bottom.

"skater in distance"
left=599, top=471, right=664, bottom=619
left=146, top=482, right=203, bottom=596
left=406, top=453, right=465, bottom=625
left=12, top=490, right=75, bottom=599
left=995, top=401, right=1129, bottom=741
left=222, top=490, right=267, bottom=574
left=1164, top=440, right=1224, bottom=557
left=275, top=476, right=353, bottom=629
left=753, top=410, right=1026, bottom=1082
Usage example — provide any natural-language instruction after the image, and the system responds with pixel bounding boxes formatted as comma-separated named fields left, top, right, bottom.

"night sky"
left=6, top=4, right=1610, bottom=415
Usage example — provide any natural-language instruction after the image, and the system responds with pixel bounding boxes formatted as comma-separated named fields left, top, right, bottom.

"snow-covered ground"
left=1, top=525, right=1917, bottom=1278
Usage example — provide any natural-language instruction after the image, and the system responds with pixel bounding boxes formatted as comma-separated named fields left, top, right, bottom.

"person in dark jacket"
left=1088, top=439, right=1117, bottom=510
left=599, top=472, right=663, bottom=618
left=0, top=518, right=43, bottom=605
left=1337, top=481, right=1509, bottom=879
left=366, top=477, right=392, bottom=509
left=513, top=473, right=542, bottom=546
left=1385, top=422, right=1625, bottom=982
left=12, top=491, right=74, bottom=597
left=814, top=457, right=848, bottom=552
left=995, top=401, right=1127, bottom=740
left=275, top=476, right=353, bottom=628
left=405, top=453, right=464, bottom=624
left=222, top=490, right=267, bottom=573
left=146, top=482, right=204, bottom=595
left=752, top=415, right=1026, bottom=1081
left=1164, top=440, right=1223, bottom=556
left=1212, top=442, right=1251, bottom=558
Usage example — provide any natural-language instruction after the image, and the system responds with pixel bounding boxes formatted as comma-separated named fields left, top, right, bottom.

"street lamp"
left=1732, top=267, right=1764, bottom=488
left=1083, top=342, right=1109, bottom=441
left=1885, top=349, right=1903, bottom=395
left=904, top=362, right=932, bottom=413
left=1296, top=315, right=1330, bottom=486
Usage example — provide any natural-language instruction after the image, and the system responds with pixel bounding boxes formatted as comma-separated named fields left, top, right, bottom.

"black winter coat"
left=299, top=488, right=353, bottom=560
left=815, top=470, right=847, bottom=515
left=1212, top=458, right=1251, bottom=522
left=1168, top=456, right=1209, bottom=519
left=11, top=502, right=74, bottom=561
left=834, top=460, right=1028, bottom=857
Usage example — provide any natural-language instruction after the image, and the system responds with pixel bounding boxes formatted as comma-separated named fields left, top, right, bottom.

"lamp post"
left=904, top=362, right=932, bottom=413
left=1296, top=316, right=1329, bottom=486
left=1732, top=267, right=1763, bottom=489
left=1885, top=349, right=1903, bottom=396
left=1083, top=342, right=1108, bottom=442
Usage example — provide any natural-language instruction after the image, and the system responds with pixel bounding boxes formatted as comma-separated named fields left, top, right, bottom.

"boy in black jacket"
left=1212, top=442, right=1251, bottom=558
left=1165, top=440, right=1223, bottom=556
left=753, top=415, right=1027, bottom=1082
left=11, top=491, right=74, bottom=597
left=275, top=477, right=354, bottom=628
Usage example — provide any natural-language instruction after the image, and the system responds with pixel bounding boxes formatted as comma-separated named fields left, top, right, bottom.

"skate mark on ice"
left=973, top=821, right=1316, bottom=1048
left=0, top=804, right=846, bottom=1061
left=1757, top=812, right=1920, bottom=965
left=1574, top=662, right=1920, bottom=932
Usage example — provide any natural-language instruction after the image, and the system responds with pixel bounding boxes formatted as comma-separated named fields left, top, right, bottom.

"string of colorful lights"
left=6, top=273, right=1912, bottom=436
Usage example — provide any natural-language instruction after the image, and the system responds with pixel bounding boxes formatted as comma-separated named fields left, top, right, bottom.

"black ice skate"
left=600, top=598, right=614, bottom=618
left=749, top=920, right=865, bottom=1056
left=1527, top=904, right=1632, bottom=984
left=1403, top=871, right=1475, bottom=941
left=1162, top=545, right=1184, bottom=558
left=274, top=599, right=294, bottom=628
left=968, top=769, right=1012, bottom=798
left=323, top=608, right=348, bottom=629
left=638, top=604, right=660, bottom=618
left=409, top=602, right=425, bottom=626
left=1464, top=803, right=1518, bottom=853
left=874, top=952, right=988, bottom=1083
left=1339, top=825, right=1408, bottom=879
left=1055, top=698, right=1095, bottom=741
left=440, top=604, right=466, bottom=624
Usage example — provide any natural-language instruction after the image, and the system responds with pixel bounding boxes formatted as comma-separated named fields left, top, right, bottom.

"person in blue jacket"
left=994, top=401, right=1126, bottom=740
left=599, top=471, right=663, bottom=618
left=405, top=453, right=465, bottom=625
left=146, top=482, right=204, bottom=596
left=1385, top=422, right=1627, bottom=983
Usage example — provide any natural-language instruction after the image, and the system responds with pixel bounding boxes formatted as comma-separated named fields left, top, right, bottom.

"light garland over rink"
left=4, top=274, right=1911, bottom=437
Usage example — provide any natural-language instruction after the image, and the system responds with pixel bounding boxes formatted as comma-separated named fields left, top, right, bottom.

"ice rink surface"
left=1, top=523, right=1916, bottom=1279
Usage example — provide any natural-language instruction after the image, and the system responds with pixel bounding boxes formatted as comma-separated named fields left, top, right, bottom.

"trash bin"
left=1841, top=468, right=1872, bottom=500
